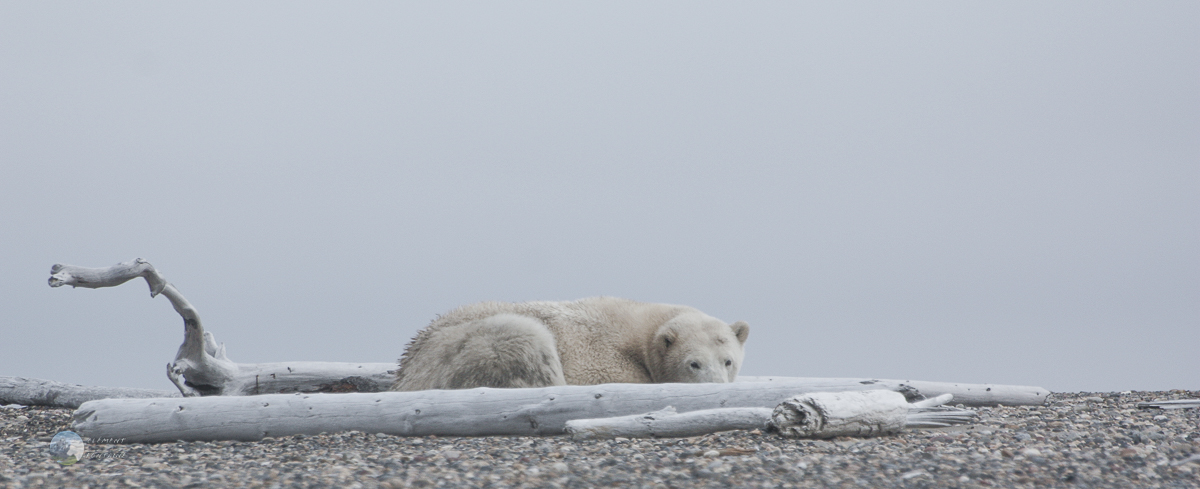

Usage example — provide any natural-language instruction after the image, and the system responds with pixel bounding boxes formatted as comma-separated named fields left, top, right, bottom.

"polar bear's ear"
left=730, top=321, right=750, bottom=345
left=657, top=326, right=678, bottom=349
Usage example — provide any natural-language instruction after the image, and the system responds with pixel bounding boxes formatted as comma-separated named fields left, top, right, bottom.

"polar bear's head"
left=647, top=312, right=749, bottom=383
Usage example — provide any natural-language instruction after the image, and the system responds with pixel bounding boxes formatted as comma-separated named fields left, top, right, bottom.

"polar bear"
left=392, top=297, right=749, bottom=391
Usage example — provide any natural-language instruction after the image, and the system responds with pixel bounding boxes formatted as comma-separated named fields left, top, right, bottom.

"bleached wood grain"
left=71, top=377, right=1031, bottom=443
left=566, top=406, right=773, bottom=440
left=0, top=377, right=179, bottom=409
left=566, top=391, right=976, bottom=440
left=736, top=376, right=1048, bottom=407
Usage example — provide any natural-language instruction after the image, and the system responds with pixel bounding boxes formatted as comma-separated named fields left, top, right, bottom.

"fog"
left=2, top=2, right=1196, bottom=394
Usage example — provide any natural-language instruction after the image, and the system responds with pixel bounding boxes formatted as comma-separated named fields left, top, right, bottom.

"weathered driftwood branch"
left=566, top=406, right=774, bottom=440
left=48, top=259, right=396, bottom=396
left=565, top=391, right=976, bottom=440
left=1137, top=399, right=1200, bottom=410
left=0, top=377, right=179, bottom=409
left=905, top=394, right=982, bottom=428
left=768, top=390, right=976, bottom=439
left=736, top=376, right=1046, bottom=407
left=769, top=391, right=897, bottom=438
left=71, top=377, right=1028, bottom=443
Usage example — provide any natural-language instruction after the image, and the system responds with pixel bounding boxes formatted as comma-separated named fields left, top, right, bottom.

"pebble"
left=0, top=391, right=1197, bottom=487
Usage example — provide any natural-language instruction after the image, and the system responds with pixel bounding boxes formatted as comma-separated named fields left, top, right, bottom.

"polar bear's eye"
left=725, top=360, right=732, bottom=367
left=690, top=361, right=701, bottom=370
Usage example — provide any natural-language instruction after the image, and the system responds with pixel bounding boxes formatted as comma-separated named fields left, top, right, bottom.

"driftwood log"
left=2, top=374, right=1048, bottom=409
left=564, top=391, right=976, bottom=440
left=70, top=377, right=1040, bottom=444
left=735, top=376, right=1045, bottom=407
left=1137, top=399, right=1200, bottom=410
left=565, top=406, right=774, bottom=440
left=0, top=377, right=179, bottom=409
left=767, top=390, right=967, bottom=439
left=47, top=259, right=395, bottom=397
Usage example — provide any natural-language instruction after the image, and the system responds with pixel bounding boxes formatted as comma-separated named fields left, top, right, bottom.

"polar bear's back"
left=396, top=297, right=696, bottom=388
left=523, top=297, right=692, bottom=385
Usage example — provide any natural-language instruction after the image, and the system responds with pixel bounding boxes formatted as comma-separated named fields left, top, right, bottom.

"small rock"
left=378, top=478, right=405, bottom=489
left=719, top=447, right=757, bottom=457
left=1058, top=431, right=1084, bottom=442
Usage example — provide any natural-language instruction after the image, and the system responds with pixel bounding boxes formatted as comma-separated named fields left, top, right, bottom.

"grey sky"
left=2, top=2, right=1196, bottom=393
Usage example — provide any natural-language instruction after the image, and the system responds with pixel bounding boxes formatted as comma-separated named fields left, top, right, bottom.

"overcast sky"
left=2, top=2, right=1196, bottom=394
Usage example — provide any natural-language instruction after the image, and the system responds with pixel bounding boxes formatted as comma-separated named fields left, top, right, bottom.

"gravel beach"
left=2, top=391, right=1197, bottom=488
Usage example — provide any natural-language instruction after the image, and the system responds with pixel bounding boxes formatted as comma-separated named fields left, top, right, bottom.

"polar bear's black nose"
left=690, top=361, right=701, bottom=370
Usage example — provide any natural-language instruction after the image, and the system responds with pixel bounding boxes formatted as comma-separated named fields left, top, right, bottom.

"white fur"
left=392, top=297, right=749, bottom=391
